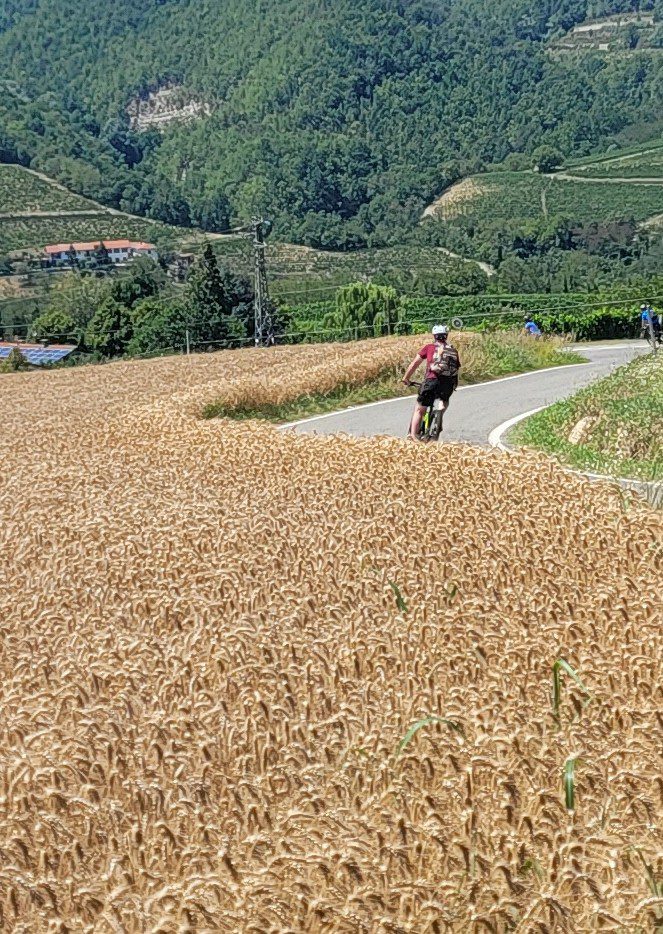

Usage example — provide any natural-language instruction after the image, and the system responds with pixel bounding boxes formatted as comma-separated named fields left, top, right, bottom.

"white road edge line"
left=279, top=361, right=592, bottom=430
left=489, top=403, right=660, bottom=492
left=279, top=343, right=642, bottom=431
left=488, top=407, right=548, bottom=450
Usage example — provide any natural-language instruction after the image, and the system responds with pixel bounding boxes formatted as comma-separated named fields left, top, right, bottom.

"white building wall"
left=45, top=243, right=158, bottom=266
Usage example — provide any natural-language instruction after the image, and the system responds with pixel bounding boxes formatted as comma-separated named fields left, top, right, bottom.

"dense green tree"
left=324, top=282, right=404, bottom=338
left=30, top=309, right=78, bottom=342
left=84, top=297, right=132, bottom=356
left=215, top=267, right=254, bottom=338
left=184, top=243, right=246, bottom=345
left=0, top=0, right=662, bottom=248
left=148, top=181, right=191, bottom=227
left=46, top=273, right=108, bottom=330
left=191, top=191, right=231, bottom=233
left=532, top=147, right=565, bottom=174
left=109, top=257, right=165, bottom=307
left=127, top=296, right=189, bottom=355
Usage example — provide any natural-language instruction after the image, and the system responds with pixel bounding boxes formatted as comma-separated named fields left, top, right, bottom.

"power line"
left=6, top=304, right=656, bottom=347
left=3, top=294, right=661, bottom=342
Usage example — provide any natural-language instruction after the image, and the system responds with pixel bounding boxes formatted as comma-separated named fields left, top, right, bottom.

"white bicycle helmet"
left=432, top=324, right=449, bottom=336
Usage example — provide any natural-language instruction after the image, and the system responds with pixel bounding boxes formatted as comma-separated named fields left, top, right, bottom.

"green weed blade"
left=634, top=849, right=662, bottom=898
left=521, top=858, right=545, bottom=882
left=388, top=580, right=408, bottom=614
left=552, top=658, right=592, bottom=719
left=563, top=755, right=580, bottom=811
left=552, top=663, right=562, bottom=719
left=397, top=715, right=462, bottom=756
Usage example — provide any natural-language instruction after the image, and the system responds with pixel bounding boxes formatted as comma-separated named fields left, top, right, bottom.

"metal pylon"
left=253, top=218, right=274, bottom=346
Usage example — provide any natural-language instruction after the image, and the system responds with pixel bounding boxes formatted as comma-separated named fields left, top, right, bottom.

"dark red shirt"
left=418, top=342, right=461, bottom=381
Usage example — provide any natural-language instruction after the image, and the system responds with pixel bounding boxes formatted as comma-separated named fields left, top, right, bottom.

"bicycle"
left=643, top=325, right=662, bottom=348
left=405, top=381, right=446, bottom=442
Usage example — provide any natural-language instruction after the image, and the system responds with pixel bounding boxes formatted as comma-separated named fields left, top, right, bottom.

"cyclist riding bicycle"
left=523, top=315, right=542, bottom=337
left=402, top=324, right=461, bottom=441
left=640, top=303, right=661, bottom=340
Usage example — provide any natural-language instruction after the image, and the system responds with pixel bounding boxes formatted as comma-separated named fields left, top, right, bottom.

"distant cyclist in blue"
left=523, top=315, right=542, bottom=337
left=640, top=303, right=661, bottom=339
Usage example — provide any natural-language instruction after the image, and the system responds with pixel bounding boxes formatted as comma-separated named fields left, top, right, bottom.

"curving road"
left=282, top=342, right=647, bottom=445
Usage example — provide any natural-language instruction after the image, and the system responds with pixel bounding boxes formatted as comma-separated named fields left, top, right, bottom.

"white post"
left=186, top=329, right=191, bottom=356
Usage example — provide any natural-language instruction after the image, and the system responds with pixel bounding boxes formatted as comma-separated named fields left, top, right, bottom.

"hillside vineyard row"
left=0, top=340, right=661, bottom=930
left=1, top=0, right=662, bottom=248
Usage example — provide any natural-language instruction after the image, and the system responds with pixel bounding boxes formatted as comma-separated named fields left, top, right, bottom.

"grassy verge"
left=203, top=333, right=584, bottom=422
left=511, top=353, right=663, bottom=481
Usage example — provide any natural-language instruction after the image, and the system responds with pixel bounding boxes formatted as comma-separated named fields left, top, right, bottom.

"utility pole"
left=252, top=218, right=274, bottom=347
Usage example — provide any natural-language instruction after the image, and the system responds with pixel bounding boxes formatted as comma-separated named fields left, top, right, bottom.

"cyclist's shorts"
left=417, top=376, right=456, bottom=407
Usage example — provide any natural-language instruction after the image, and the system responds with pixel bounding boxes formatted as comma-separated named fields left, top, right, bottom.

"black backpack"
left=431, top=343, right=460, bottom=378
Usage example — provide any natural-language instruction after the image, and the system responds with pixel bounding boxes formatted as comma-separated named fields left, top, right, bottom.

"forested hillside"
left=1, top=0, right=662, bottom=248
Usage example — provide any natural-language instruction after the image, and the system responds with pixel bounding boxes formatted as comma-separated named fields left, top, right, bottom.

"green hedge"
left=402, top=296, right=643, bottom=339
left=286, top=293, right=650, bottom=341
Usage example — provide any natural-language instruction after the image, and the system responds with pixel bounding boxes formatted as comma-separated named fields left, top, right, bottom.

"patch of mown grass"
left=512, top=353, right=663, bottom=482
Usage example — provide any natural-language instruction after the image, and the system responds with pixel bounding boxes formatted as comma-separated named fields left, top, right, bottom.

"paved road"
left=283, top=342, right=646, bottom=445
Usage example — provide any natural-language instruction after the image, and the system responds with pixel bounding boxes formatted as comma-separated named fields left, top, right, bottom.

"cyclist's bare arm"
left=402, top=354, right=424, bottom=385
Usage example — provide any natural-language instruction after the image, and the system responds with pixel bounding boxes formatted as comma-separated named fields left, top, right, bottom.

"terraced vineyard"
left=0, top=164, right=100, bottom=214
left=0, top=164, right=190, bottom=253
left=0, top=166, right=488, bottom=298
left=209, top=240, right=487, bottom=302
left=0, top=213, right=174, bottom=253
left=569, top=146, right=663, bottom=180
left=430, top=171, right=663, bottom=225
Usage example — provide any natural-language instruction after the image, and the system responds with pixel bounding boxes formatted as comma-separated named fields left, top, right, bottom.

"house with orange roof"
left=44, top=240, right=158, bottom=267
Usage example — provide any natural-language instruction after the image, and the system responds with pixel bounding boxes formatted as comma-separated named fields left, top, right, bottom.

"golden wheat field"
left=0, top=337, right=661, bottom=932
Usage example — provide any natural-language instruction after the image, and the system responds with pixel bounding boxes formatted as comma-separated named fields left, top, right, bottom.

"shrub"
left=30, top=309, right=78, bottom=343
left=0, top=347, right=30, bottom=372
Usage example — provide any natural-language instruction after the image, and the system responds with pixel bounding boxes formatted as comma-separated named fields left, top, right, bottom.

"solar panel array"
left=0, top=345, right=75, bottom=365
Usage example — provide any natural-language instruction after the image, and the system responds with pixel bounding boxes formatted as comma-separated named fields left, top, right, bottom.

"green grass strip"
left=512, top=353, right=663, bottom=482
left=563, top=756, right=581, bottom=811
